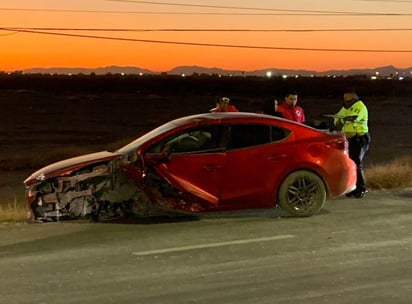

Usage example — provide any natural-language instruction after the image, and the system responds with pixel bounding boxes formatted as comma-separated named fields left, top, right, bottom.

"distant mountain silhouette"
left=22, top=65, right=152, bottom=75
left=170, top=65, right=411, bottom=77
left=19, top=64, right=411, bottom=77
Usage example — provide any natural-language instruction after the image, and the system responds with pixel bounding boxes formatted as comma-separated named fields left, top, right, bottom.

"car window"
left=147, top=126, right=220, bottom=154
left=228, top=124, right=289, bottom=149
left=229, top=124, right=270, bottom=149
left=272, top=126, right=290, bottom=142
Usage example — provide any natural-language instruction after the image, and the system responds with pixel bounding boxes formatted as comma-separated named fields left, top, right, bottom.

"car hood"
left=24, top=151, right=122, bottom=186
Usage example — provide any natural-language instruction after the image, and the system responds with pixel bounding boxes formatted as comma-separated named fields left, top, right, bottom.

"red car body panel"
left=154, top=153, right=224, bottom=206
left=219, top=142, right=296, bottom=209
left=24, top=112, right=357, bottom=221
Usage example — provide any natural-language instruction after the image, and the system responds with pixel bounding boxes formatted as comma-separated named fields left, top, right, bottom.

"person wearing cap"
left=334, top=88, right=370, bottom=198
left=210, top=97, right=239, bottom=112
left=274, top=90, right=305, bottom=123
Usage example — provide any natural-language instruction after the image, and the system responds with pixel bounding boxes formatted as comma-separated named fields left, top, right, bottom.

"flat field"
left=1, top=76, right=411, bottom=207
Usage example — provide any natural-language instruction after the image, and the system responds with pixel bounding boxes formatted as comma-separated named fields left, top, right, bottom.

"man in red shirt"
left=275, top=90, right=305, bottom=123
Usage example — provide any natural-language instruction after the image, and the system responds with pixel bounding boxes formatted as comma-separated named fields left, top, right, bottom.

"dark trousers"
left=348, top=133, right=371, bottom=191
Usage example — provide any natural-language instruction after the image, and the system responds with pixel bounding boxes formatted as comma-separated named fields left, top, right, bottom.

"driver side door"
left=147, top=125, right=226, bottom=206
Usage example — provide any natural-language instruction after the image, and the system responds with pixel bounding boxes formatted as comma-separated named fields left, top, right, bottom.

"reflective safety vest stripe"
left=335, top=100, right=368, bottom=138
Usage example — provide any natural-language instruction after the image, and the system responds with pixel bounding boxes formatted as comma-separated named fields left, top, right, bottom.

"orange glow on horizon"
left=1, top=1, right=412, bottom=72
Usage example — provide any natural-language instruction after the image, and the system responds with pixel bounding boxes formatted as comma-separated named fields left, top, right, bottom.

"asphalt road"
left=1, top=189, right=412, bottom=304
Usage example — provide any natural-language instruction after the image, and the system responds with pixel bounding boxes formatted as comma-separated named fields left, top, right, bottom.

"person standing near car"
left=334, top=88, right=370, bottom=198
left=210, top=96, right=239, bottom=112
left=274, top=90, right=305, bottom=123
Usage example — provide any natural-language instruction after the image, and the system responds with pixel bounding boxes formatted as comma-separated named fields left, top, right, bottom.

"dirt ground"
left=1, top=88, right=412, bottom=206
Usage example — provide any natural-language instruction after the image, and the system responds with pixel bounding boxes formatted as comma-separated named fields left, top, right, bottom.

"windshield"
left=116, top=113, right=226, bottom=154
left=117, top=123, right=177, bottom=153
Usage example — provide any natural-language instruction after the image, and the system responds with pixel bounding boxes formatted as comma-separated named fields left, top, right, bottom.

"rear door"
left=220, top=123, right=294, bottom=209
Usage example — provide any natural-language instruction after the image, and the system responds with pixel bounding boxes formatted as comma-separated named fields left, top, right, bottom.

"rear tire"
left=278, top=170, right=326, bottom=217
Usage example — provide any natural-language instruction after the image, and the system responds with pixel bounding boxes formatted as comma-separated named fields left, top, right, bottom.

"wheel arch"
left=276, top=165, right=331, bottom=198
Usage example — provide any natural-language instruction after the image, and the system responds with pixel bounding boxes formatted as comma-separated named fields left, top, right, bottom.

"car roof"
left=118, top=112, right=311, bottom=153
left=168, top=112, right=286, bottom=126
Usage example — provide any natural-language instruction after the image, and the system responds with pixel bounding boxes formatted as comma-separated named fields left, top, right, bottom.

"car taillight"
left=326, top=137, right=348, bottom=151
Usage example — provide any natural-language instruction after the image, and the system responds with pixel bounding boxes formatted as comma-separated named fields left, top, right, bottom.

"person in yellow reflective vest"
left=334, top=88, right=371, bottom=198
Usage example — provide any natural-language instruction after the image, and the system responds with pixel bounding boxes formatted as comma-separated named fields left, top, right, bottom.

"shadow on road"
left=77, top=203, right=335, bottom=225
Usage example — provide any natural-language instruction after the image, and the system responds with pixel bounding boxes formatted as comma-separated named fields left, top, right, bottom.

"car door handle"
left=202, top=164, right=223, bottom=172
left=268, top=154, right=288, bottom=161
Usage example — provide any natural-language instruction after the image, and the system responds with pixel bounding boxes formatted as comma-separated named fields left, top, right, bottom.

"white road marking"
left=132, top=234, right=295, bottom=256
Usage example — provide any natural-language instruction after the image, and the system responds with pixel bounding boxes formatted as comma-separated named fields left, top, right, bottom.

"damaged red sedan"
left=24, top=112, right=356, bottom=222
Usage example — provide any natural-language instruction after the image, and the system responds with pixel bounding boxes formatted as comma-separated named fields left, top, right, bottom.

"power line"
left=106, top=0, right=412, bottom=15
left=359, top=0, right=412, bottom=2
left=2, top=27, right=412, bottom=53
left=2, top=7, right=412, bottom=16
left=0, top=31, right=18, bottom=36
left=3, top=26, right=412, bottom=32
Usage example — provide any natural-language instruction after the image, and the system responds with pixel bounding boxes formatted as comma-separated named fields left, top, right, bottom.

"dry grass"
left=0, top=198, right=27, bottom=223
left=366, top=155, right=412, bottom=190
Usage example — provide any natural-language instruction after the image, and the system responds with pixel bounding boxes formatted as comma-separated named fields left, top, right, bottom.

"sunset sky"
left=1, top=0, right=412, bottom=72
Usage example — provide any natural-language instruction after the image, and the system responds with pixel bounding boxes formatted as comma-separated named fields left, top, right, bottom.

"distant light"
left=398, top=76, right=404, bottom=80
left=139, top=72, right=143, bottom=76
left=218, top=74, right=222, bottom=78
left=295, top=75, right=299, bottom=78
left=375, top=71, right=379, bottom=75
left=371, top=76, right=377, bottom=80
left=121, top=72, right=125, bottom=76
left=282, top=74, right=288, bottom=79
left=266, top=71, right=272, bottom=78
left=181, top=73, right=185, bottom=77
left=68, top=73, right=72, bottom=76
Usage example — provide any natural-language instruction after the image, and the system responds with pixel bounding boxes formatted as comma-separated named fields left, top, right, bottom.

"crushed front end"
left=24, top=152, right=212, bottom=222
